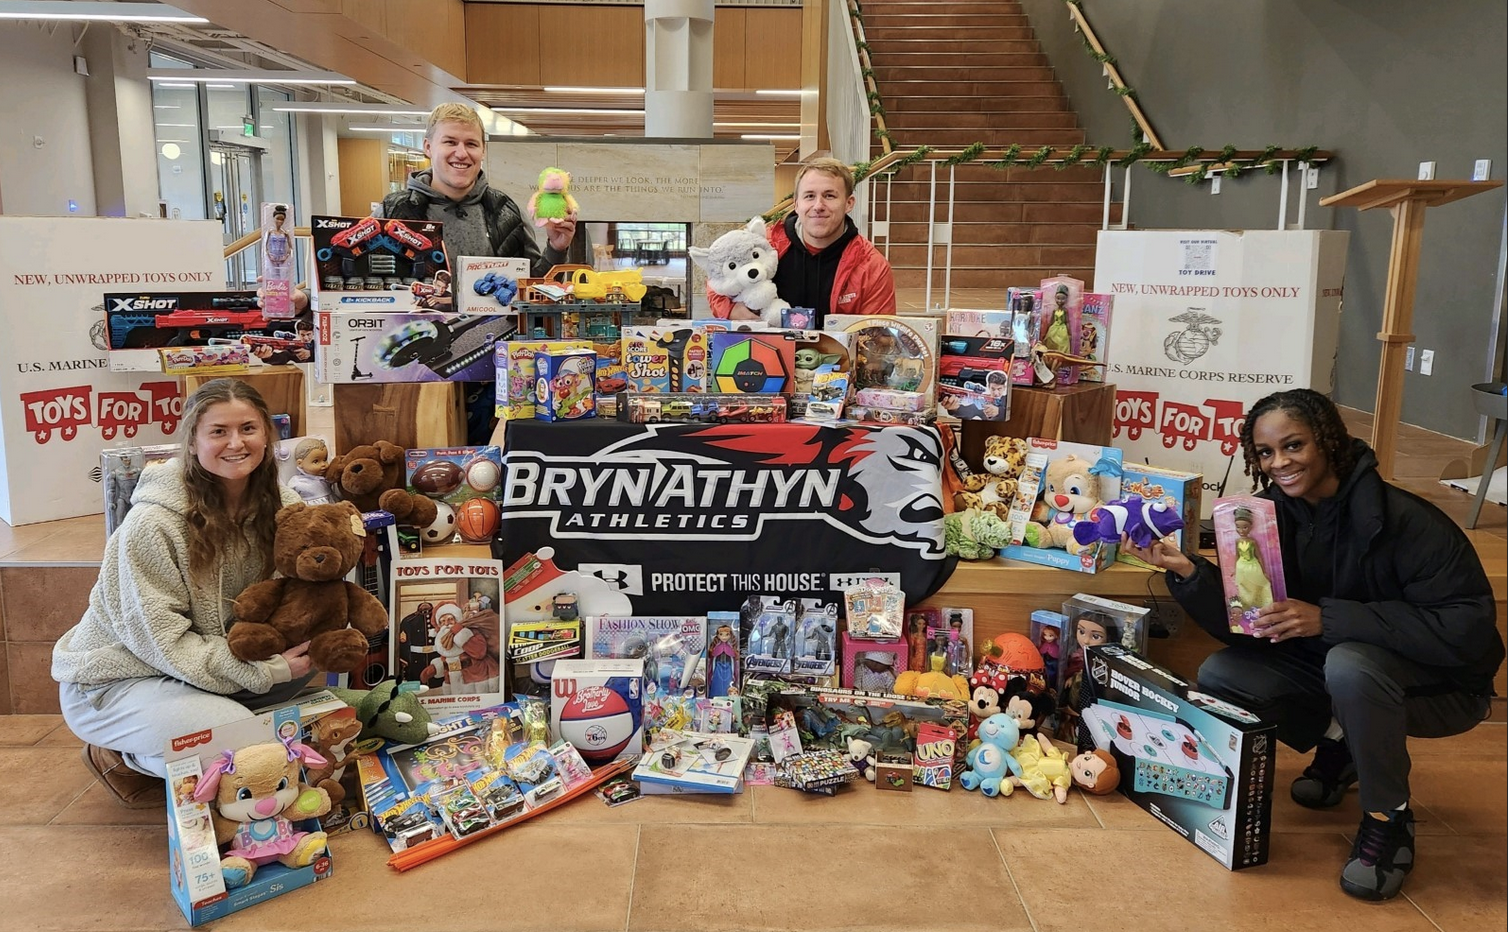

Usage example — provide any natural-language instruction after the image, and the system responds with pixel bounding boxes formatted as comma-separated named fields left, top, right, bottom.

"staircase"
left=860, top=0, right=1112, bottom=292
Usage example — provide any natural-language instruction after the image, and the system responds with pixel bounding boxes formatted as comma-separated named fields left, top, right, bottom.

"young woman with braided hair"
left=1123, top=388, right=1502, bottom=902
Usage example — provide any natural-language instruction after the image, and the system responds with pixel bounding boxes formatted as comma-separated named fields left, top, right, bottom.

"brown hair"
left=1239, top=388, right=1356, bottom=491
left=178, top=379, right=282, bottom=584
left=795, top=157, right=856, bottom=198
left=426, top=103, right=484, bottom=140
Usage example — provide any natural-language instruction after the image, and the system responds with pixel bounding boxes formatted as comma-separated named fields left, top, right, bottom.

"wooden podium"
left=1320, top=179, right=1503, bottom=479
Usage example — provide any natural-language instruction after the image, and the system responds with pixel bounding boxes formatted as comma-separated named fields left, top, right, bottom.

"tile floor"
left=1, top=713, right=1501, bottom=931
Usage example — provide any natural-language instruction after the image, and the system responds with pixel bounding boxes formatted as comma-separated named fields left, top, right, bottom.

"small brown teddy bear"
left=228, top=501, right=390, bottom=674
left=322, top=440, right=439, bottom=530
left=954, top=435, right=1028, bottom=519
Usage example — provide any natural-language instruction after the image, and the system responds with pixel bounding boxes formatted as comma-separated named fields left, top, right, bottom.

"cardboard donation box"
left=1093, top=230, right=1348, bottom=516
left=0, top=217, right=224, bottom=525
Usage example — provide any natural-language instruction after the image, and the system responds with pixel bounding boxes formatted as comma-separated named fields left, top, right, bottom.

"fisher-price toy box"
left=315, top=309, right=514, bottom=384
left=1115, top=462, right=1202, bottom=571
left=164, top=706, right=334, bottom=926
left=1077, top=644, right=1275, bottom=871
left=1000, top=438, right=1124, bottom=573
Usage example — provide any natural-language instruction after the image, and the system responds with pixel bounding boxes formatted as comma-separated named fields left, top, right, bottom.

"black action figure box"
left=1077, top=644, right=1275, bottom=871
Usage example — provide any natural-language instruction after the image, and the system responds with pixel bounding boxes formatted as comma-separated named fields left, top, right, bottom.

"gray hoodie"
left=404, top=169, right=497, bottom=263
left=52, top=460, right=300, bottom=694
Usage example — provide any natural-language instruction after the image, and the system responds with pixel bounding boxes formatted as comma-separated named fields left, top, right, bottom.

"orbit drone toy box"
left=310, top=214, right=449, bottom=310
left=1078, top=644, right=1275, bottom=871
left=315, top=309, right=515, bottom=384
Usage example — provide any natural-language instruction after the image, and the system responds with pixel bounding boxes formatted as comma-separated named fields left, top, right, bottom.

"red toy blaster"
left=153, top=308, right=269, bottom=329
left=330, top=215, right=383, bottom=256
left=384, top=219, right=436, bottom=259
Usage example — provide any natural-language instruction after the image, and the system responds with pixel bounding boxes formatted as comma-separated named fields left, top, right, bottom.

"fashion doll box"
left=1212, top=496, right=1286, bottom=635
left=1115, top=463, right=1203, bottom=571
left=309, top=214, right=448, bottom=311
left=314, top=307, right=515, bottom=384
left=1076, top=292, right=1114, bottom=384
left=164, top=706, right=334, bottom=927
left=1038, top=275, right=1085, bottom=386
left=1078, top=644, right=1276, bottom=871
left=1000, top=438, right=1125, bottom=573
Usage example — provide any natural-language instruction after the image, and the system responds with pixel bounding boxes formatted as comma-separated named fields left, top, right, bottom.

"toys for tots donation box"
left=0, top=217, right=225, bottom=525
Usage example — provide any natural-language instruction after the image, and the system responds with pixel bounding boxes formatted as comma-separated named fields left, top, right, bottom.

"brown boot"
left=81, top=744, right=165, bottom=810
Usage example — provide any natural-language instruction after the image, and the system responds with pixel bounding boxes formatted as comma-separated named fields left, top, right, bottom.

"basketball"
left=465, top=457, right=501, bottom=493
left=411, top=459, right=464, bottom=496
left=454, top=497, right=500, bottom=543
left=556, top=685, right=637, bottom=762
left=420, top=500, right=456, bottom=544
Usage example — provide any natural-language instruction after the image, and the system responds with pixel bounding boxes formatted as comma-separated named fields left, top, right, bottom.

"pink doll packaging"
left=1213, top=496, right=1286, bottom=635
left=1038, top=275, right=1084, bottom=386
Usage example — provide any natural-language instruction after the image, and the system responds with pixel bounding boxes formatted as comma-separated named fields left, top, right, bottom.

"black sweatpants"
left=1197, top=640, right=1490, bottom=812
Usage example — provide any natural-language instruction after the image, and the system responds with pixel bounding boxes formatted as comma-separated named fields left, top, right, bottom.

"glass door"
left=212, top=143, right=263, bottom=289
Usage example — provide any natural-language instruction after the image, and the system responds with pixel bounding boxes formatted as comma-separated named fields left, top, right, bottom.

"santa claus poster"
left=389, top=556, right=505, bottom=714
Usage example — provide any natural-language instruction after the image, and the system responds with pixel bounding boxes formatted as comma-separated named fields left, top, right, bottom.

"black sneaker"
left=1291, top=737, right=1358, bottom=809
left=1340, top=808, right=1415, bottom=901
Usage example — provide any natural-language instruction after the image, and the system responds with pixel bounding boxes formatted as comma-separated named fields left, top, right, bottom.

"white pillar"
left=644, top=0, right=714, bottom=138
left=82, top=27, right=158, bottom=217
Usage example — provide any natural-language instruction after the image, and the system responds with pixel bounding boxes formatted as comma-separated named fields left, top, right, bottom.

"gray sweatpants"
left=1197, top=641, right=1490, bottom=812
left=59, top=675, right=315, bottom=779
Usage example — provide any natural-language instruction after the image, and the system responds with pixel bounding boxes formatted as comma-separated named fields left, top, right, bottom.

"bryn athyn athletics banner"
left=1093, top=230, right=1349, bottom=516
left=496, top=420, right=953, bottom=615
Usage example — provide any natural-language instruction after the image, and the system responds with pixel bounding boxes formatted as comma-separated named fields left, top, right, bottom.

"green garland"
left=944, top=142, right=986, bottom=166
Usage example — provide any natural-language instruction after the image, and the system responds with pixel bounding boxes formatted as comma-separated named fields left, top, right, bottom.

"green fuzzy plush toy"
left=945, top=508, right=1014, bottom=561
left=328, top=680, right=442, bottom=747
left=526, top=166, right=580, bottom=228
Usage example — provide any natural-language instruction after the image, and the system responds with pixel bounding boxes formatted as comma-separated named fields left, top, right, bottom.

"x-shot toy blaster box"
left=315, top=309, right=516, bottom=384
left=1078, top=644, right=1275, bottom=871
left=310, top=214, right=449, bottom=311
left=105, top=291, right=305, bottom=373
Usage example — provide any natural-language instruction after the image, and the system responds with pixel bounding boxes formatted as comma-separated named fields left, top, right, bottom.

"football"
left=464, top=457, right=501, bottom=494
left=420, top=500, right=457, bottom=544
left=411, top=459, right=464, bottom=496
left=454, top=497, right=501, bottom=543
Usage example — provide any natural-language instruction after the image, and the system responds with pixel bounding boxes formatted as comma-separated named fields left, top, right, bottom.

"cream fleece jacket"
left=52, top=459, right=301, bottom=694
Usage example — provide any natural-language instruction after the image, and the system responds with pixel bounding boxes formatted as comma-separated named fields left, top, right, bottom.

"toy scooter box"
left=534, top=349, right=598, bottom=421
left=999, top=438, right=1124, bottom=573
left=314, top=308, right=514, bottom=384
left=456, top=256, right=532, bottom=315
left=164, top=706, right=333, bottom=926
left=1115, top=463, right=1203, bottom=571
left=105, top=291, right=302, bottom=372
left=310, top=214, right=448, bottom=310
left=1078, top=644, right=1275, bottom=871
left=494, top=339, right=592, bottom=419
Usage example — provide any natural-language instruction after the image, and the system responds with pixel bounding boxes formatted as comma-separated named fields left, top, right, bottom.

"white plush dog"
left=689, top=216, right=791, bottom=326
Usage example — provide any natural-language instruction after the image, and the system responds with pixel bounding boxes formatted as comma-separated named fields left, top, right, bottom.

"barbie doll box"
left=1212, top=496, right=1286, bottom=635
left=1078, top=644, right=1276, bottom=871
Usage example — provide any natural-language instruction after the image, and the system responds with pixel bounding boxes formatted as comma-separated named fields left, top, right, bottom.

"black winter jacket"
left=1167, top=440, right=1503, bottom=697
left=381, top=177, right=557, bottom=277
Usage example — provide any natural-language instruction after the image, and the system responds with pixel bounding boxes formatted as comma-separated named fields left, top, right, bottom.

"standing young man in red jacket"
left=709, top=157, right=896, bottom=325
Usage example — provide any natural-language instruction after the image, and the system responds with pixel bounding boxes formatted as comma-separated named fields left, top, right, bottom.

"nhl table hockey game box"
left=1077, top=644, right=1275, bottom=871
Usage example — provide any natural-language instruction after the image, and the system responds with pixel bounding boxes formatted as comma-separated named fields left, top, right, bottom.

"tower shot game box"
left=1077, top=644, right=1275, bottom=871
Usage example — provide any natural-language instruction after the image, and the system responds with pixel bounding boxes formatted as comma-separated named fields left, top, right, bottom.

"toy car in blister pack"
left=792, top=599, right=839, bottom=678
left=472, top=770, right=528, bottom=822
left=549, top=741, right=594, bottom=789
left=740, top=595, right=797, bottom=675
left=502, top=742, right=565, bottom=807
left=843, top=581, right=905, bottom=640
left=376, top=796, right=443, bottom=851
left=434, top=778, right=493, bottom=839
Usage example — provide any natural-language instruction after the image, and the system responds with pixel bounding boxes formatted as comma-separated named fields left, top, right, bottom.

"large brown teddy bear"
left=323, top=440, right=438, bottom=529
left=227, top=501, right=391, bottom=674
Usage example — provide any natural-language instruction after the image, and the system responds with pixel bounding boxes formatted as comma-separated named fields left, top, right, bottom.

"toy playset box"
left=404, top=446, right=504, bottom=546
left=587, top=615, right=709, bottom=697
left=826, top=314, right=940, bottom=410
left=104, top=290, right=306, bottom=373
left=1212, top=496, right=1286, bottom=635
left=309, top=214, right=449, bottom=310
left=163, top=706, right=333, bottom=927
left=456, top=256, right=531, bottom=315
left=1000, top=438, right=1125, bottom=573
left=1115, top=463, right=1203, bottom=571
left=707, top=331, right=798, bottom=395
left=314, top=308, right=515, bottom=384
left=494, top=338, right=592, bottom=419
left=548, top=658, right=647, bottom=766
left=534, top=348, right=597, bottom=422
left=388, top=556, right=506, bottom=713
left=1077, top=644, right=1276, bottom=871
left=633, top=729, right=756, bottom=794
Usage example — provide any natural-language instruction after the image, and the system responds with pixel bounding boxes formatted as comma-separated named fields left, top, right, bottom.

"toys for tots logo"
left=19, top=380, right=182, bottom=444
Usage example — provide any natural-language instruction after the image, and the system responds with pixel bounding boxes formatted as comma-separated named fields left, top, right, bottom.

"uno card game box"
left=1077, top=644, right=1275, bottom=871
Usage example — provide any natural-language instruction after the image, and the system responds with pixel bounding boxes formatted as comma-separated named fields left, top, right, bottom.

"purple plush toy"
left=1072, top=494, right=1184, bottom=549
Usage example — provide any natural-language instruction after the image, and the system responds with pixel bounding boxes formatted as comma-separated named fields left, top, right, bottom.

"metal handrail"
left=224, top=226, right=311, bottom=260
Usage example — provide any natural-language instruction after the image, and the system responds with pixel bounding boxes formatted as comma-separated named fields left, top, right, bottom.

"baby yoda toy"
left=527, top=167, right=579, bottom=227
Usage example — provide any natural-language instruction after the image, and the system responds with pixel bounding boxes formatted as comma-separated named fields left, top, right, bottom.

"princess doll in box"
left=1213, top=497, right=1286, bottom=635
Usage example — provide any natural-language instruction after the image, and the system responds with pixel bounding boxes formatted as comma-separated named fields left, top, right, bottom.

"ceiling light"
left=159, top=143, right=181, bottom=160
left=271, top=103, right=432, bottom=116
left=148, top=69, right=355, bottom=86
left=157, top=82, right=195, bottom=89
left=347, top=124, right=427, bottom=132
left=0, top=2, right=207, bottom=23
left=153, top=104, right=180, bottom=110
left=489, top=107, right=644, bottom=116
left=205, top=84, right=236, bottom=90
left=741, top=134, right=801, bottom=140
left=543, top=86, right=644, bottom=95
left=754, top=89, right=805, bottom=97
left=154, top=123, right=194, bottom=128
